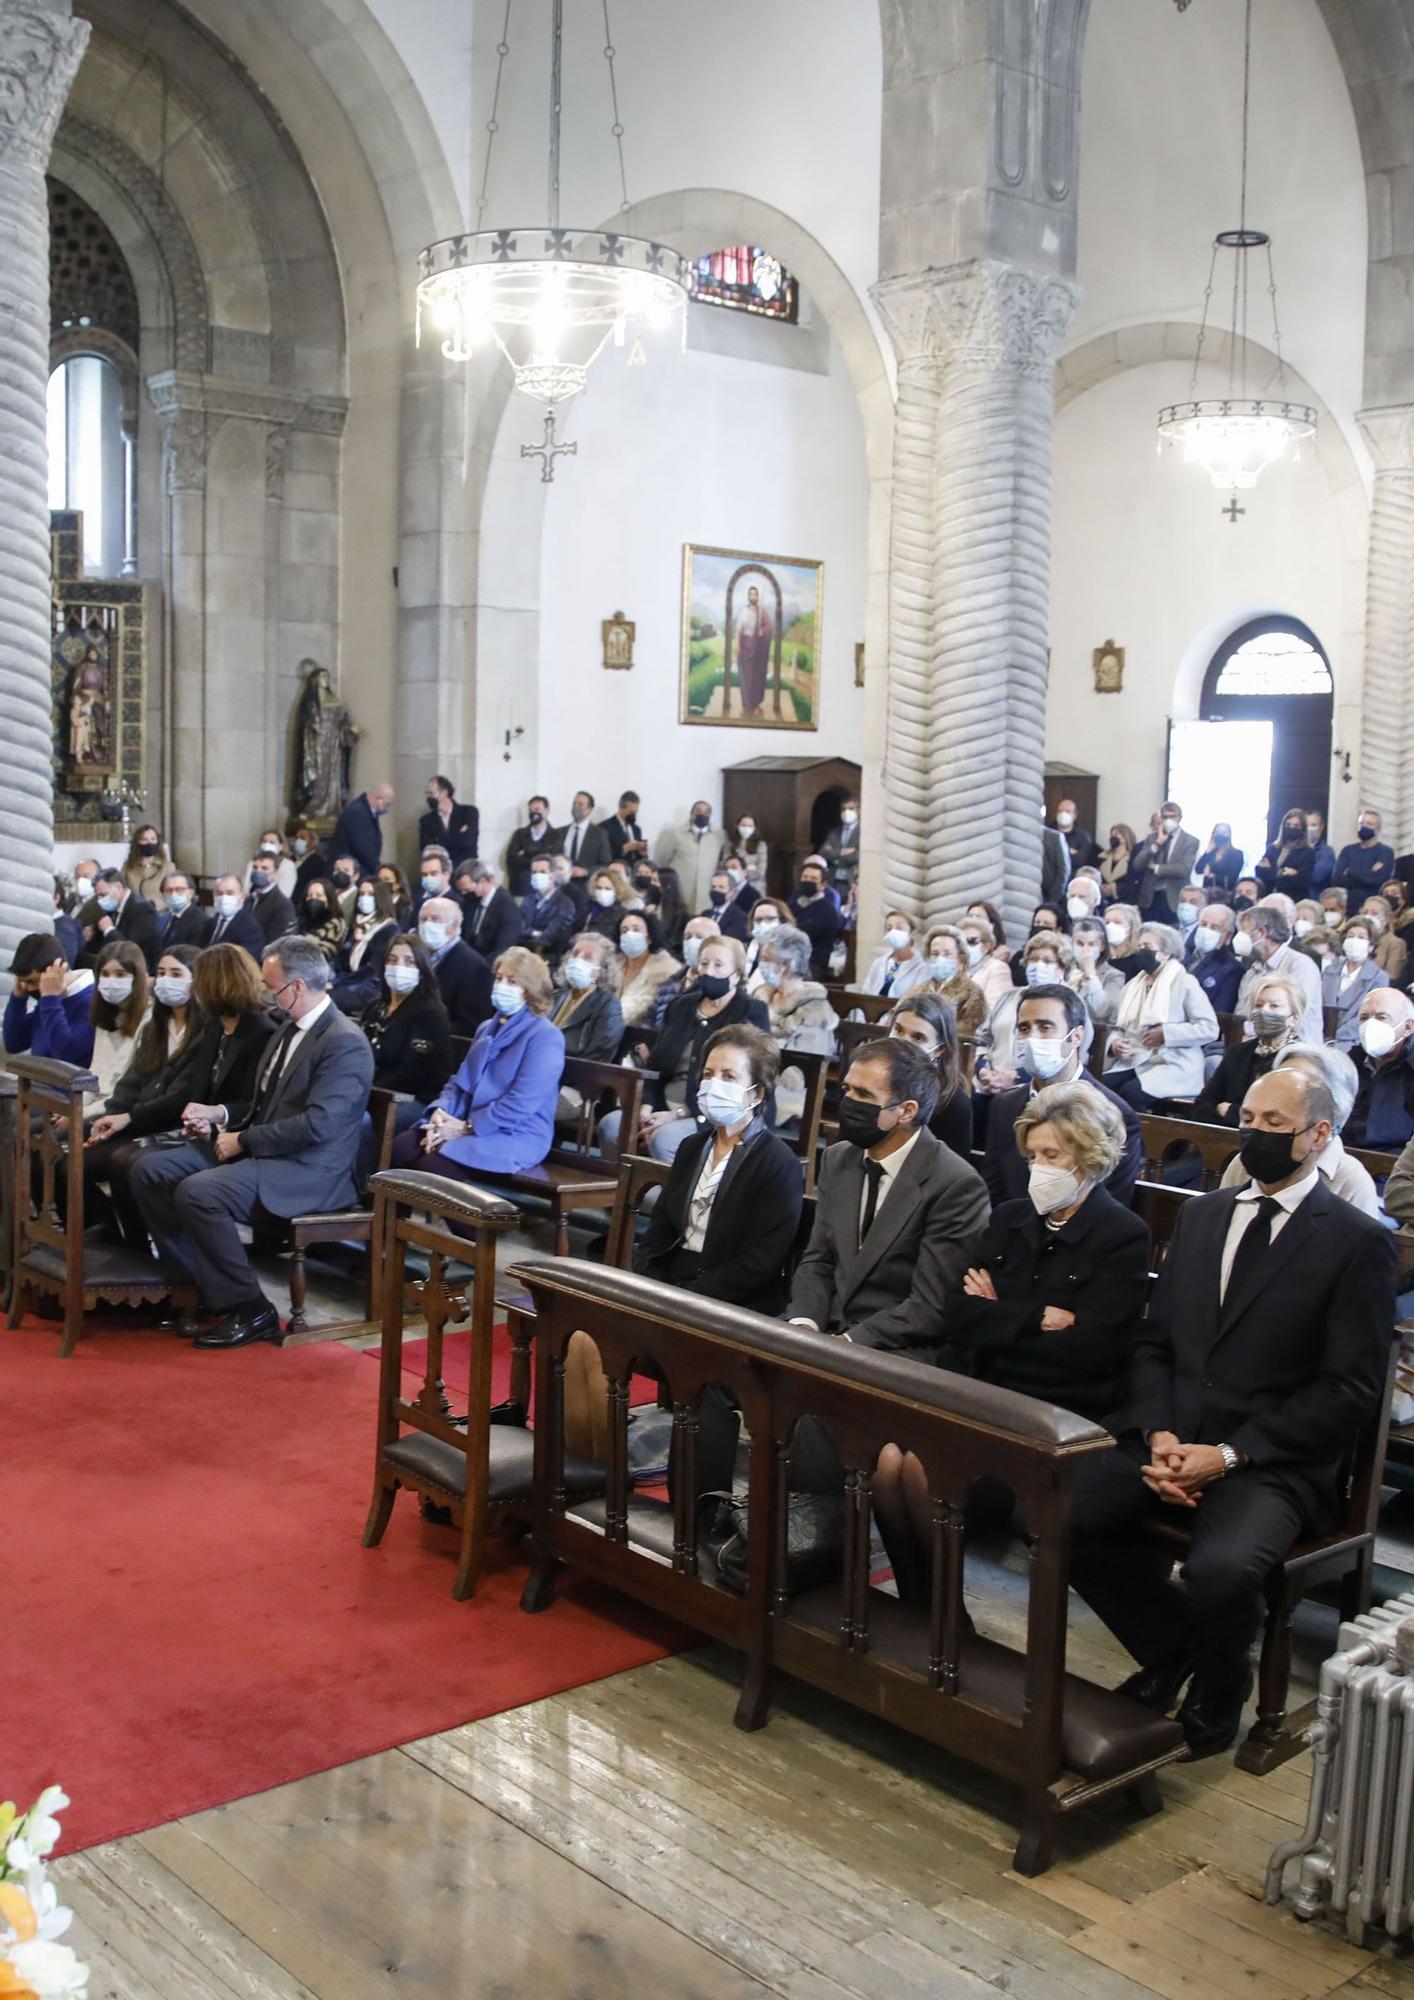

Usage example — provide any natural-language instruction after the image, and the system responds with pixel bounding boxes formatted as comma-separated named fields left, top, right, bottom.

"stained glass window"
left=1213, top=628, right=1332, bottom=698
left=693, top=245, right=799, bottom=322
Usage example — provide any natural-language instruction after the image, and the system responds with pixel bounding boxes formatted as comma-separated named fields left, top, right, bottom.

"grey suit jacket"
left=1135, top=827, right=1200, bottom=910
left=236, top=1002, right=375, bottom=1218
left=786, top=1129, right=990, bottom=1353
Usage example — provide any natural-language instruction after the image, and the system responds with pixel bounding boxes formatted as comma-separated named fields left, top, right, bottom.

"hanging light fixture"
left=1157, top=0, right=1315, bottom=516
left=415, top=0, right=691, bottom=480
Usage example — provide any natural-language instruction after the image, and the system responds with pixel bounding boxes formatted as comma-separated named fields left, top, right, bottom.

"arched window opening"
left=1199, top=616, right=1335, bottom=850
left=693, top=245, right=799, bottom=323
left=47, top=355, right=127, bottom=579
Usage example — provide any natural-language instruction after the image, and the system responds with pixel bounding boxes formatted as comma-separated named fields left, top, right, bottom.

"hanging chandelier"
left=415, top=0, right=691, bottom=480
left=1157, top=0, right=1315, bottom=514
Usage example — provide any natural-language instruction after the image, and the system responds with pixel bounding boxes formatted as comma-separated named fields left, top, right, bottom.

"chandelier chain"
left=549, top=0, right=563, bottom=230
left=1188, top=241, right=1218, bottom=401
left=602, top=0, right=631, bottom=216
left=1265, top=242, right=1291, bottom=391
left=474, top=0, right=514, bottom=228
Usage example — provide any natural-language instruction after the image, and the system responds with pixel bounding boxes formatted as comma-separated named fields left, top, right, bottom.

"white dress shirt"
left=684, top=1142, right=734, bottom=1252
left=858, top=1125, right=923, bottom=1237
left=1218, top=1166, right=1320, bottom=1301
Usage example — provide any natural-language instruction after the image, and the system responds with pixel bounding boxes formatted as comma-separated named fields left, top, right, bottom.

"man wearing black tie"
left=604, top=790, right=647, bottom=865
left=130, top=936, right=374, bottom=1349
left=557, top=790, right=612, bottom=881
left=455, top=860, right=522, bottom=960
left=201, top=874, right=265, bottom=958
left=1069, top=1066, right=1395, bottom=1757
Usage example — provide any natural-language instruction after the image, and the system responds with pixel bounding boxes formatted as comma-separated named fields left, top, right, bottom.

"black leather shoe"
left=1178, top=1650, right=1254, bottom=1758
left=194, top=1301, right=282, bottom=1350
left=1117, top=1643, right=1195, bottom=1714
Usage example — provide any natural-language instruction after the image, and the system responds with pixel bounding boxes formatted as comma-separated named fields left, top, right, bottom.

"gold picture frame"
left=1093, top=638, right=1125, bottom=694
left=602, top=609, right=635, bottom=671
left=679, top=542, right=824, bottom=730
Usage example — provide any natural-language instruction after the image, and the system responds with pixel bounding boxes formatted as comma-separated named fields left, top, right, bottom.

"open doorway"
left=1198, top=618, right=1334, bottom=848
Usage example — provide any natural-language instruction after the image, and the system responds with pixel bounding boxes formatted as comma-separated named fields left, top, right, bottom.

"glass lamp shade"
left=1157, top=397, right=1317, bottom=491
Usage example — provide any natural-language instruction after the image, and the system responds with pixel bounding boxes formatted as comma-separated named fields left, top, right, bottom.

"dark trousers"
left=1069, top=1438, right=1306, bottom=1668
left=130, top=1142, right=280, bottom=1311
left=82, top=1134, right=149, bottom=1245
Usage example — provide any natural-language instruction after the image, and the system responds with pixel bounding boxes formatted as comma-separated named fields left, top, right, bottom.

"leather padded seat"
left=384, top=1429, right=604, bottom=1507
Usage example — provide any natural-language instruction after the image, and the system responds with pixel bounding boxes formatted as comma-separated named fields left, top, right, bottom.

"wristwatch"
left=1217, top=1442, right=1244, bottom=1475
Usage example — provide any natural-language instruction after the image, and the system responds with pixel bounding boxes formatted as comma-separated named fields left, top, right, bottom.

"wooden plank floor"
left=52, top=1637, right=1414, bottom=2000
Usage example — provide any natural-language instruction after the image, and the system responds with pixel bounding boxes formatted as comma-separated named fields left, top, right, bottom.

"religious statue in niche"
left=57, top=623, right=115, bottom=786
left=602, top=610, right=635, bottom=671
left=1093, top=638, right=1125, bottom=695
left=292, top=660, right=361, bottom=822
left=680, top=543, right=824, bottom=730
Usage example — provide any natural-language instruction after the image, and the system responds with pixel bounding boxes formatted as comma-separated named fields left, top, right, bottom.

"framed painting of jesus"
left=679, top=543, right=824, bottom=730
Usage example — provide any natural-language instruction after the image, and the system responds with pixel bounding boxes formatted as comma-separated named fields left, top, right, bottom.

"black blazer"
left=419, top=801, right=479, bottom=868
left=432, top=938, right=492, bottom=1035
left=605, top=814, right=647, bottom=864
left=1256, top=839, right=1315, bottom=897
left=556, top=819, right=612, bottom=875
left=941, top=1186, right=1150, bottom=1420
left=554, top=983, right=624, bottom=1064
left=81, top=892, right=157, bottom=967
left=362, top=988, right=452, bottom=1099
left=1117, top=1180, right=1396, bottom=1525
left=983, top=1072, right=1141, bottom=1208
left=505, top=823, right=561, bottom=896
left=123, top=1010, right=278, bottom=1138
left=250, top=885, right=298, bottom=945
left=1195, top=1037, right=1279, bottom=1125
left=202, top=904, right=266, bottom=960
left=331, top=919, right=399, bottom=1014
left=646, top=986, right=770, bottom=1115
left=707, top=900, right=749, bottom=943
left=150, top=902, right=209, bottom=961
left=635, top=1121, right=804, bottom=1315
left=332, top=795, right=383, bottom=876
left=929, top=1083, right=974, bottom=1160
left=461, top=887, right=522, bottom=962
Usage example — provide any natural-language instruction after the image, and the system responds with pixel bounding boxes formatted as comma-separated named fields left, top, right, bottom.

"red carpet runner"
left=3, top=1318, right=682, bottom=1855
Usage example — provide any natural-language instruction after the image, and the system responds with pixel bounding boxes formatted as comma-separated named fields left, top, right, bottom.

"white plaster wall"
left=1075, top=0, right=1367, bottom=451
left=473, top=327, right=869, bottom=860
left=1049, top=360, right=1359, bottom=840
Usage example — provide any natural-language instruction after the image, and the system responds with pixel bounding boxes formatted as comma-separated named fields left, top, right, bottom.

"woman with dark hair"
left=609, top=934, right=768, bottom=1163
left=1197, top=822, right=1245, bottom=895
left=88, top=940, right=151, bottom=1112
left=331, top=875, right=401, bottom=1012
left=360, top=931, right=452, bottom=1099
left=1256, top=807, right=1317, bottom=898
left=375, top=861, right=414, bottom=930
left=298, top=876, right=348, bottom=960
left=616, top=907, right=681, bottom=1028
left=886, top=992, right=973, bottom=1159
left=82, top=945, right=203, bottom=1237
left=123, top=823, right=171, bottom=903
left=563, top=1024, right=803, bottom=1469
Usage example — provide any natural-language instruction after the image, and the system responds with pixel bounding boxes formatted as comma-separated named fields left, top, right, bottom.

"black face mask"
left=1129, top=947, right=1160, bottom=976
left=137, top=841, right=159, bottom=857
left=797, top=877, right=817, bottom=898
left=695, top=972, right=733, bottom=1001
left=838, top=1096, right=899, bottom=1151
left=634, top=873, right=654, bottom=890
left=332, top=870, right=352, bottom=892
left=1359, top=826, right=1376, bottom=841
left=304, top=899, right=327, bottom=921
left=1283, top=823, right=1304, bottom=842
left=1238, top=1123, right=1310, bottom=1186
left=692, top=813, right=711, bottom=830
left=1234, top=894, right=1255, bottom=913
left=709, top=890, right=726, bottom=907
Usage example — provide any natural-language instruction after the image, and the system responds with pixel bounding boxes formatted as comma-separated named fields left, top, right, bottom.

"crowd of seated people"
left=13, top=782, right=1414, bottom=1765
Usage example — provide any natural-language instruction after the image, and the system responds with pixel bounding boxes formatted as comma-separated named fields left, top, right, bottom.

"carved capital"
left=0, top=4, right=89, bottom=172
left=1358, top=405, right=1414, bottom=478
left=871, top=273, right=942, bottom=369
left=265, top=422, right=291, bottom=503
left=928, top=258, right=1080, bottom=379
left=149, top=378, right=209, bottom=494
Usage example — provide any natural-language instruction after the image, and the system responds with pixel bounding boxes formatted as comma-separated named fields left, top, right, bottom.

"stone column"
left=875, top=259, right=1078, bottom=944
left=1356, top=406, right=1414, bottom=854
left=0, top=1, right=89, bottom=964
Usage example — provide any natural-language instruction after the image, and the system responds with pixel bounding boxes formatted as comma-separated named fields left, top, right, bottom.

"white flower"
left=5, top=1936, right=89, bottom=1996
left=3, top=1837, right=38, bottom=1876
left=20, top=1865, right=74, bottom=1943
left=20, top=1791, right=70, bottom=1860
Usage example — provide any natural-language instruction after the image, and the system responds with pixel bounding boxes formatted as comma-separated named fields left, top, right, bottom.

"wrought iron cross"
left=521, top=409, right=578, bottom=483
left=1222, top=495, right=1246, bottom=523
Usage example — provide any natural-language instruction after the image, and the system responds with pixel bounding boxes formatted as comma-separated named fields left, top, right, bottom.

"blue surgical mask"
left=418, top=920, right=449, bottom=950
left=421, top=874, right=445, bottom=896
left=683, top=936, right=703, bottom=967
left=385, top=963, right=419, bottom=995
left=564, top=956, right=597, bottom=990
left=755, top=960, right=781, bottom=988
left=491, top=980, right=525, bottom=1016
left=1025, top=961, right=1062, bottom=986
left=620, top=930, right=647, bottom=958
left=530, top=874, right=551, bottom=896
left=697, top=1078, right=755, bottom=1128
left=214, top=893, right=241, bottom=918
left=1018, top=1034, right=1071, bottom=1080
left=165, top=892, right=190, bottom=913
left=153, top=974, right=191, bottom=1007
left=97, top=893, right=118, bottom=914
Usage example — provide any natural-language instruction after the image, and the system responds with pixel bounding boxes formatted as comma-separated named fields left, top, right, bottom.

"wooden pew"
left=512, top=1257, right=1187, bottom=1877
left=1129, top=1178, right=1193, bottom=1275
left=1137, top=1111, right=1241, bottom=1189
left=824, top=986, right=894, bottom=1025
left=477, top=1057, right=644, bottom=1254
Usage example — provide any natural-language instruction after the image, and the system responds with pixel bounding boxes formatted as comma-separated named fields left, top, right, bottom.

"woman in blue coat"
left=391, top=946, right=564, bottom=1181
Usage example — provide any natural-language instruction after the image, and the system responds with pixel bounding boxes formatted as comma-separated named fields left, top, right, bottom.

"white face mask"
left=491, top=980, right=525, bottom=1016
left=1105, top=922, right=1127, bottom=948
left=620, top=930, right=647, bottom=958
left=564, top=955, right=597, bottom=990
left=1066, top=897, right=1090, bottom=921
left=752, top=918, right=779, bottom=938
left=530, top=875, right=551, bottom=896
left=737, top=823, right=755, bottom=839
left=153, top=974, right=191, bottom=1007
left=1360, top=1016, right=1399, bottom=1059
left=884, top=927, right=911, bottom=952
left=259, top=842, right=280, bottom=856
left=385, top=963, right=419, bottom=995
left=1325, top=909, right=1342, bottom=926
left=215, top=893, right=241, bottom=918
left=357, top=893, right=376, bottom=917
left=683, top=935, right=703, bottom=967
left=1295, top=919, right=1315, bottom=937
left=1018, top=1035, right=1071, bottom=1081
left=963, top=939, right=984, bottom=967
left=1344, top=935, right=1370, bottom=962
left=928, top=954, right=958, bottom=981
left=1193, top=924, right=1220, bottom=955
left=419, top=921, right=449, bottom=950
left=1056, top=811, right=1075, bottom=830
left=593, top=886, right=617, bottom=907
left=1028, top=1161, right=1086, bottom=1215
left=1177, top=903, right=1201, bottom=928
left=1025, top=962, right=1062, bottom=986
left=840, top=809, right=858, bottom=827
left=1232, top=930, right=1254, bottom=959
left=98, top=974, right=134, bottom=1004
left=697, top=1077, right=755, bottom=1128
left=1160, top=817, right=1179, bottom=835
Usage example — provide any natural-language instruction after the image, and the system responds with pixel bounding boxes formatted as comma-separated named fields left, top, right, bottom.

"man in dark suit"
left=130, top=936, right=375, bottom=1349
left=1070, top=1066, right=1396, bottom=1756
left=1040, top=817, right=1072, bottom=907
left=982, top=984, right=1141, bottom=1206
left=787, top=1037, right=989, bottom=1352
left=557, top=790, right=612, bottom=881
left=604, top=790, right=648, bottom=866
left=246, top=853, right=298, bottom=946
left=419, top=775, right=479, bottom=870
left=1347, top=986, right=1414, bottom=1148
left=455, top=860, right=522, bottom=962
left=81, top=869, right=157, bottom=966
left=1134, top=801, right=1200, bottom=925
left=505, top=796, right=561, bottom=896
left=550, top=851, right=589, bottom=927
left=520, top=856, right=578, bottom=963
left=1186, top=903, right=1244, bottom=1017
left=705, top=868, right=748, bottom=942
left=202, top=875, right=266, bottom=958
left=411, top=845, right=461, bottom=925
left=1056, top=798, right=1098, bottom=873
left=416, top=896, right=492, bottom=1034
left=332, top=784, right=394, bottom=879
left=152, top=871, right=208, bottom=955
left=789, top=858, right=842, bottom=983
